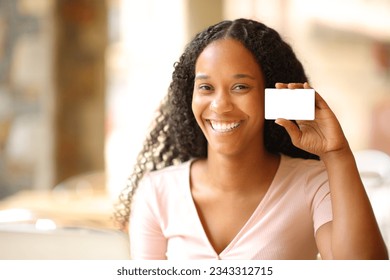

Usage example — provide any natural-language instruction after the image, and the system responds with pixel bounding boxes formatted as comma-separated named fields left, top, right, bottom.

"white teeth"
left=210, top=121, right=240, bottom=132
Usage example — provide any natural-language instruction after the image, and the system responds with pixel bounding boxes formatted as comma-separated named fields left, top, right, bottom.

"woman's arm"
left=275, top=82, right=388, bottom=259
left=316, top=147, right=388, bottom=259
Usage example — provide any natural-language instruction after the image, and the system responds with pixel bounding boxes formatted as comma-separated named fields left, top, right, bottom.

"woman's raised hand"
left=273, top=82, right=350, bottom=159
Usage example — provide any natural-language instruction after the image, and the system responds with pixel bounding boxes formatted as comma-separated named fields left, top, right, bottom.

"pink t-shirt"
left=129, top=155, right=332, bottom=260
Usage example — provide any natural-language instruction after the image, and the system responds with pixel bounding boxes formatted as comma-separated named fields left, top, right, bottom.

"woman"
left=115, top=18, right=388, bottom=260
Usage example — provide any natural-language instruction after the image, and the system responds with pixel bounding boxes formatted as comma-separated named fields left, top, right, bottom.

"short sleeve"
left=305, top=162, right=333, bottom=233
left=129, top=174, right=167, bottom=259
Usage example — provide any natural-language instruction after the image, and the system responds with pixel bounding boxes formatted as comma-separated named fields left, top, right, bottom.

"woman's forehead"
left=195, top=39, right=263, bottom=79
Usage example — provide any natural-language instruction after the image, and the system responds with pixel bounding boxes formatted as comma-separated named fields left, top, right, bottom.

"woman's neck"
left=203, top=149, right=280, bottom=192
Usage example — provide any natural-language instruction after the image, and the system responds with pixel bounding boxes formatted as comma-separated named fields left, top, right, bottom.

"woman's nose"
left=210, top=92, right=234, bottom=114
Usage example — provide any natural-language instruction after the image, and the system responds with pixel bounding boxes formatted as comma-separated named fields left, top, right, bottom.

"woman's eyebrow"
left=195, top=73, right=256, bottom=80
left=234, top=73, right=256, bottom=80
left=194, top=73, right=209, bottom=81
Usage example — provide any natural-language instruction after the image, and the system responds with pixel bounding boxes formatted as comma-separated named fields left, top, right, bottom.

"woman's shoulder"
left=281, top=154, right=326, bottom=172
left=277, top=155, right=330, bottom=206
left=146, top=159, right=193, bottom=178
left=139, top=159, right=194, bottom=192
left=278, top=154, right=328, bottom=186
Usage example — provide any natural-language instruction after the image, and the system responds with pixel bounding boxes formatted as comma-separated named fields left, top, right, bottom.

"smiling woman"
left=114, top=18, right=388, bottom=260
left=192, top=39, right=265, bottom=158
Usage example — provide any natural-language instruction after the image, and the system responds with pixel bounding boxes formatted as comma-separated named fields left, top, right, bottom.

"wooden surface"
left=0, top=189, right=117, bottom=230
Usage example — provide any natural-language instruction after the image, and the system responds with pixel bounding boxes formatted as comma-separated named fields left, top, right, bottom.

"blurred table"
left=0, top=189, right=118, bottom=230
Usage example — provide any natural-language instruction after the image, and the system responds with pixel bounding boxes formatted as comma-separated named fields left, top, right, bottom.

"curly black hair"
left=114, top=18, right=319, bottom=230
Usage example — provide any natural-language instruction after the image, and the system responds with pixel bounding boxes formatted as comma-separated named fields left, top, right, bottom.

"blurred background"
left=0, top=0, right=389, bottom=258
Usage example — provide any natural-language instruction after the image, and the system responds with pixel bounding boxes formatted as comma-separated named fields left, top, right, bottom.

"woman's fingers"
left=274, top=118, right=302, bottom=147
left=274, top=82, right=310, bottom=89
left=275, top=82, right=287, bottom=89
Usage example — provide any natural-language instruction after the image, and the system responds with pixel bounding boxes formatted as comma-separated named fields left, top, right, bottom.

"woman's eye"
left=233, top=84, right=250, bottom=91
left=198, top=84, right=213, bottom=91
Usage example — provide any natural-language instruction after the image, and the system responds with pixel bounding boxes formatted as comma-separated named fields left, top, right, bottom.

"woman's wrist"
left=320, top=144, right=354, bottom=165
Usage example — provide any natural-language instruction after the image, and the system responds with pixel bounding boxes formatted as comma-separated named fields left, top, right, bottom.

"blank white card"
left=264, top=88, right=315, bottom=120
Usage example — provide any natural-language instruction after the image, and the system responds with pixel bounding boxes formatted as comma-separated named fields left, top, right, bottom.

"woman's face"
left=192, top=38, right=266, bottom=157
